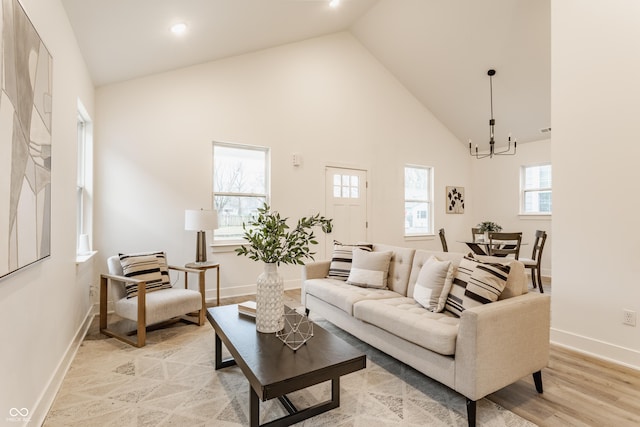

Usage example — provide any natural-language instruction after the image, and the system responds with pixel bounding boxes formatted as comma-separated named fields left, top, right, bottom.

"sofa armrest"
left=301, top=261, right=330, bottom=307
left=454, top=293, right=551, bottom=401
left=302, top=260, right=331, bottom=280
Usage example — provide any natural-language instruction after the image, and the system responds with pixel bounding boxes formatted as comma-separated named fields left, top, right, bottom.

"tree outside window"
left=213, top=142, right=270, bottom=242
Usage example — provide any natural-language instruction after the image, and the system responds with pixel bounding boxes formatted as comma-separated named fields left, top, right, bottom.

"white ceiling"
left=62, top=0, right=550, bottom=147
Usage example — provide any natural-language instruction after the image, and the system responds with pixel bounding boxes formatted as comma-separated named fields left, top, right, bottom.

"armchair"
left=100, top=252, right=206, bottom=347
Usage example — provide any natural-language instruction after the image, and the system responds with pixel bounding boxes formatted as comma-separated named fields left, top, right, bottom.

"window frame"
left=403, top=164, right=434, bottom=238
left=75, top=101, right=95, bottom=261
left=212, top=141, right=271, bottom=244
left=520, top=162, right=552, bottom=216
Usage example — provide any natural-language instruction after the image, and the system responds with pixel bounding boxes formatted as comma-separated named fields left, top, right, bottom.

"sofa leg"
left=305, top=308, right=310, bottom=316
left=533, top=370, right=543, bottom=393
left=466, top=399, right=476, bottom=427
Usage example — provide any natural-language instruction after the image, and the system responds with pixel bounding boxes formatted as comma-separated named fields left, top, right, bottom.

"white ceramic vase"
left=255, top=263, right=284, bottom=333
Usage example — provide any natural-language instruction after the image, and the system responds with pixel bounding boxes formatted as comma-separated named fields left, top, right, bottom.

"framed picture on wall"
left=446, top=186, right=464, bottom=214
left=1, top=0, right=53, bottom=279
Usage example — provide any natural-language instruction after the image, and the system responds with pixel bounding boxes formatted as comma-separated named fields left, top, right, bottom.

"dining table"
left=458, top=240, right=527, bottom=257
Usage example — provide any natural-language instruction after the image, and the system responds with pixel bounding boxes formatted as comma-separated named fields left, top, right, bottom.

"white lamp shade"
left=185, top=209, right=218, bottom=231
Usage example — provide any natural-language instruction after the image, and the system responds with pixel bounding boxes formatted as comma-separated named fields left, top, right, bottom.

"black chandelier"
left=469, top=69, right=517, bottom=159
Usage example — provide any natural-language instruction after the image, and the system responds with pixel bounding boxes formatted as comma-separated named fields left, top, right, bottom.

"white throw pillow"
left=327, top=241, right=373, bottom=280
left=413, top=256, right=454, bottom=312
left=346, top=249, right=393, bottom=289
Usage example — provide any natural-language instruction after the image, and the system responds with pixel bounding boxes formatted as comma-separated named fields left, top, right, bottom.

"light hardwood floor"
left=214, top=284, right=640, bottom=427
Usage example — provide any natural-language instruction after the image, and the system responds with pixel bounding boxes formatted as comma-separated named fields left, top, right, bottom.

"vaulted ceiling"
left=62, top=0, right=550, bottom=148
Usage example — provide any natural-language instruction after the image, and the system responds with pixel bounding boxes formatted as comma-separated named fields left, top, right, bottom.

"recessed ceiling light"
left=329, top=0, right=340, bottom=8
left=170, top=23, right=188, bottom=35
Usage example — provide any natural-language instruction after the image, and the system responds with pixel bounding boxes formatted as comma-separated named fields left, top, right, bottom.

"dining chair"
left=438, top=228, right=448, bottom=252
left=519, top=230, right=547, bottom=293
left=488, top=232, right=522, bottom=259
left=471, top=227, right=483, bottom=242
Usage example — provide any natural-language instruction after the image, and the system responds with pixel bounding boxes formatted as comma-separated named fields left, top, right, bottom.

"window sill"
left=76, top=251, right=97, bottom=264
left=518, top=213, right=552, bottom=220
left=404, top=234, right=434, bottom=242
left=211, top=242, right=245, bottom=253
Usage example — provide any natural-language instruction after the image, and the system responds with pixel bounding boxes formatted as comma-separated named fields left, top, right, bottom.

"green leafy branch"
left=477, top=221, right=502, bottom=232
left=235, top=203, right=333, bottom=266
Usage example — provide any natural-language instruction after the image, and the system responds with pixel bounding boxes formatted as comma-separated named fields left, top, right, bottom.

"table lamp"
left=185, top=209, right=218, bottom=263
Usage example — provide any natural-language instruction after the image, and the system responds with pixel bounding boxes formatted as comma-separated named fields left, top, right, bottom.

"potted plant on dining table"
left=236, top=203, right=332, bottom=333
left=477, top=221, right=502, bottom=241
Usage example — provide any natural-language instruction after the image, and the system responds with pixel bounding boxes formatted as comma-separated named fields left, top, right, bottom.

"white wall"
left=469, top=139, right=552, bottom=277
left=0, top=0, right=95, bottom=423
left=551, top=0, right=640, bottom=369
left=94, top=32, right=472, bottom=300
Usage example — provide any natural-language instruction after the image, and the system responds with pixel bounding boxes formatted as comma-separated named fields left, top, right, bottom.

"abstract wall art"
left=1, top=0, right=53, bottom=279
left=446, top=186, right=464, bottom=214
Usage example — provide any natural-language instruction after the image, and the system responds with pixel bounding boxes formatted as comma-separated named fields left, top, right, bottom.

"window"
left=76, top=115, right=86, bottom=243
left=333, top=174, right=359, bottom=199
left=76, top=104, right=93, bottom=256
left=213, top=142, right=270, bottom=242
left=404, top=165, right=433, bottom=236
left=521, top=163, right=552, bottom=214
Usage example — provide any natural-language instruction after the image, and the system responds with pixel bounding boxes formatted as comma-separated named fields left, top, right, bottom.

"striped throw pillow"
left=119, top=253, right=171, bottom=298
left=445, top=256, right=509, bottom=317
left=327, top=241, right=373, bottom=280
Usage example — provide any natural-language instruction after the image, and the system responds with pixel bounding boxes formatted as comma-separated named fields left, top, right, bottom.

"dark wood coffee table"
left=206, top=304, right=366, bottom=427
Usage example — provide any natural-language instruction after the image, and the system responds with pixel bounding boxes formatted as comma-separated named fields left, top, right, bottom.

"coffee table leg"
left=215, top=333, right=237, bottom=370
left=250, top=386, right=260, bottom=427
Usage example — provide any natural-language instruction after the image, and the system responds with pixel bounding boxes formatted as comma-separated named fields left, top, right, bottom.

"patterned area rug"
left=45, top=313, right=536, bottom=426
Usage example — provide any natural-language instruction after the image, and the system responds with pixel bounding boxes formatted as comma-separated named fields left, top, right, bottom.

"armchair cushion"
left=114, top=288, right=202, bottom=325
left=119, top=253, right=171, bottom=298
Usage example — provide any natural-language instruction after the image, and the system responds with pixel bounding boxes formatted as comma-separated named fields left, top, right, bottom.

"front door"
left=325, top=167, right=368, bottom=256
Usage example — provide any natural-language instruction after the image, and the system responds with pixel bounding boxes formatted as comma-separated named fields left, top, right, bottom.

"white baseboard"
left=30, top=306, right=94, bottom=426
left=92, top=280, right=303, bottom=308
left=205, top=278, right=301, bottom=303
left=550, top=328, right=640, bottom=371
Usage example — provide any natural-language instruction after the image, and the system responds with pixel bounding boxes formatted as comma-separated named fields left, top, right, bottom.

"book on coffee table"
left=238, top=301, right=257, bottom=317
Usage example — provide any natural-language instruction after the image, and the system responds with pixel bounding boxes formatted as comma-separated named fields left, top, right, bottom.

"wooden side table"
left=185, top=262, right=221, bottom=306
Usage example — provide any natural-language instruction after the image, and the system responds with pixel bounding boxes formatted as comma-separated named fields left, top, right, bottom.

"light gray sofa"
left=302, top=244, right=551, bottom=427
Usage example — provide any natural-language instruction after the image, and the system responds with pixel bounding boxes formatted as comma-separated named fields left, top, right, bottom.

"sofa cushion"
left=305, top=278, right=399, bottom=315
left=327, top=241, right=373, bottom=280
left=445, top=257, right=509, bottom=317
left=412, top=256, right=454, bottom=312
left=353, top=297, right=460, bottom=356
left=372, top=244, right=416, bottom=296
left=346, top=249, right=393, bottom=289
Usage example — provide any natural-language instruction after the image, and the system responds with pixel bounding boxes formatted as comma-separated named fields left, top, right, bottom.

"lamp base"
left=195, top=231, right=208, bottom=263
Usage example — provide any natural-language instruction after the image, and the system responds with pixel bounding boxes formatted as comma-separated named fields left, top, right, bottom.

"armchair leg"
left=466, top=399, right=476, bottom=427
left=99, top=275, right=148, bottom=347
left=533, top=370, right=543, bottom=393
